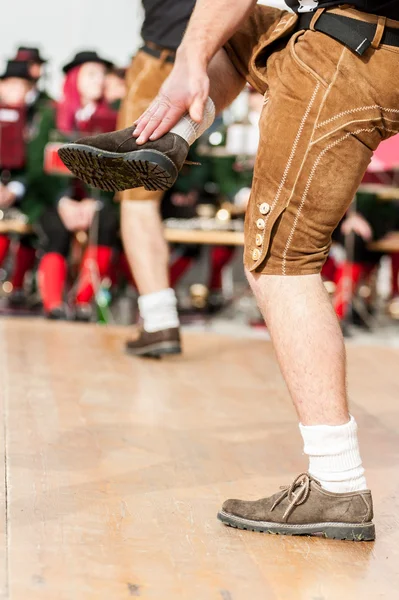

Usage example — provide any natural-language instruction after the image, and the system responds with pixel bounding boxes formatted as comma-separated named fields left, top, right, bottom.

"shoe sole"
left=58, top=144, right=178, bottom=193
left=125, top=341, right=182, bottom=358
left=217, top=510, right=375, bottom=541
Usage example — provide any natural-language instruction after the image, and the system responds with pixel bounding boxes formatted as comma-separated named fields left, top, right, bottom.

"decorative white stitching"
left=316, top=106, right=399, bottom=129
left=281, top=126, right=398, bottom=275
left=273, top=16, right=295, bottom=32
left=311, top=116, right=399, bottom=146
left=253, top=81, right=321, bottom=265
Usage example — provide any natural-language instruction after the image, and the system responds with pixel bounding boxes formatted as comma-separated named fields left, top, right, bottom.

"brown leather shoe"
left=125, top=326, right=182, bottom=358
left=58, top=128, right=189, bottom=193
left=218, top=473, right=375, bottom=541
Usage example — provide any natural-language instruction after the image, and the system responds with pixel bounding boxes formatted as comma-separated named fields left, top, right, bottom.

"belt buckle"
left=354, top=36, right=371, bottom=55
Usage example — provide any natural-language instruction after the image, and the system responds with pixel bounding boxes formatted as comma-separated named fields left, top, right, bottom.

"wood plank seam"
left=0, top=332, right=9, bottom=599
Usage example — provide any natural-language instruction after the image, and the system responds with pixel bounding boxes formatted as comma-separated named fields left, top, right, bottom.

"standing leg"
left=216, top=9, right=383, bottom=540
left=117, top=52, right=181, bottom=356
left=248, top=272, right=350, bottom=426
left=120, top=49, right=245, bottom=356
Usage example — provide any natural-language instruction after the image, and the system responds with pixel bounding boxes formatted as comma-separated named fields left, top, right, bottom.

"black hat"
left=62, top=51, right=113, bottom=74
left=15, top=46, right=47, bottom=64
left=0, top=60, right=34, bottom=81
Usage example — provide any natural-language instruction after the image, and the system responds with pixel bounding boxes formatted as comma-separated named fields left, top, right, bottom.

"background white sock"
left=299, top=415, right=368, bottom=493
left=138, top=288, right=180, bottom=333
left=170, top=97, right=215, bottom=146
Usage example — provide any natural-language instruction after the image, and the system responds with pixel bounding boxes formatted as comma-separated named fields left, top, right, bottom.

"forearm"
left=178, top=0, right=257, bottom=65
left=132, top=0, right=253, bottom=141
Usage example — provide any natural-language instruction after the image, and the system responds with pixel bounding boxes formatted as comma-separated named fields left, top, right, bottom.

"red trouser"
left=38, top=246, right=113, bottom=311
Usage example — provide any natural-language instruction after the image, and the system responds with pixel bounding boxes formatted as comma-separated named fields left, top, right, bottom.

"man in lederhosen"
left=65, top=1, right=196, bottom=357
left=60, top=0, right=399, bottom=540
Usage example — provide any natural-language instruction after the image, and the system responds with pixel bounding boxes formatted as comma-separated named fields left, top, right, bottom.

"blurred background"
left=0, top=0, right=398, bottom=343
left=0, top=1, right=143, bottom=98
left=0, top=0, right=286, bottom=98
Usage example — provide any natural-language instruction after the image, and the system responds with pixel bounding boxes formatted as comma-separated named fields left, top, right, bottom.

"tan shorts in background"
left=225, top=5, right=399, bottom=275
left=117, top=49, right=174, bottom=202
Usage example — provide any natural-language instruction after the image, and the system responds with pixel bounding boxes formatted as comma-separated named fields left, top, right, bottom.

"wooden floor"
left=0, top=319, right=398, bottom=599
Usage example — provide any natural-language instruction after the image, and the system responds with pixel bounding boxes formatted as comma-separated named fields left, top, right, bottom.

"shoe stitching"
left=163, top=136, right=177, bottom=157
left=223, top=514, right=373, bottom=530
left=116, top=133, right=138, bottom=152
left=359, top=493, right=372, bottom=523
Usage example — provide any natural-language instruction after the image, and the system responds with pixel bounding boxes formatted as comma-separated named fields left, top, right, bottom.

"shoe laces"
left=184, top=160, right=201, bottom=166
left=270, top=472, right=314, bottom=521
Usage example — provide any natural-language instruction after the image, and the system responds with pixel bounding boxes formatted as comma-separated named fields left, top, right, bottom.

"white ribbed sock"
left=299, top=415, right=368, bottom=493
left=138, top=288, right=180, bottom=333
left=170, top=97, right=215, bottom=146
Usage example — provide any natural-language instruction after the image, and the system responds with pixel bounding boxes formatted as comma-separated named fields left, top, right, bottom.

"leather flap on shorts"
left=245, top=177, right=288, bottom=272
left=251, top=13, right=298, bottom=84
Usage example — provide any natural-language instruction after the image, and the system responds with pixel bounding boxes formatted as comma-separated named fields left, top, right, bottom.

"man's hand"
left=133, top=53, right=209, bottom=144
left=0, top=184, right=17, bottom=209
left=341, top=213, right=373, bottom=241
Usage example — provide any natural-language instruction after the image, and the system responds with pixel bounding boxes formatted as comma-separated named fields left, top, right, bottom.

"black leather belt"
left=140, top=45, right=175, bottom=64
left=298, top=12, right=399, bottom=56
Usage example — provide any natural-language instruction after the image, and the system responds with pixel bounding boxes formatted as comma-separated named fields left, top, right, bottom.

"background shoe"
left=218, top=473, right=375, bottom=541
left=46, top=304, right=70, bottom=321
left=75, top=303, right=93, bottom=322
left=58, top=129, right=189, bottom=193
left=7, top=289, right=28, bottom=308
left=125, top=327, right=182, bottom=358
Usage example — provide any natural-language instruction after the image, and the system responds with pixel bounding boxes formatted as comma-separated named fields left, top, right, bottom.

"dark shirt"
left=141, top=0, right=196, bottom=50
left=285, top=1, right=399, bottom=20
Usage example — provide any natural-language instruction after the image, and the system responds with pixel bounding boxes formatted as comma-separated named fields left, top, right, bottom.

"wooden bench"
left=0, top=220, right=33, bottom=235
left=164, top=227, right=244, bottom=246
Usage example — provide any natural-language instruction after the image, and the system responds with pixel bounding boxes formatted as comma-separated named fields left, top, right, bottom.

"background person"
left=0, top=59, right=59, bottom=307
left=38, top=51, right=118, bottom=320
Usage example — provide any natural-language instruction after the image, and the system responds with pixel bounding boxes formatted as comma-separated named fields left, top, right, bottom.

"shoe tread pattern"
left=217, top=511, right=375, bottom=541
left=58, top=146, right=174, bottom=192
